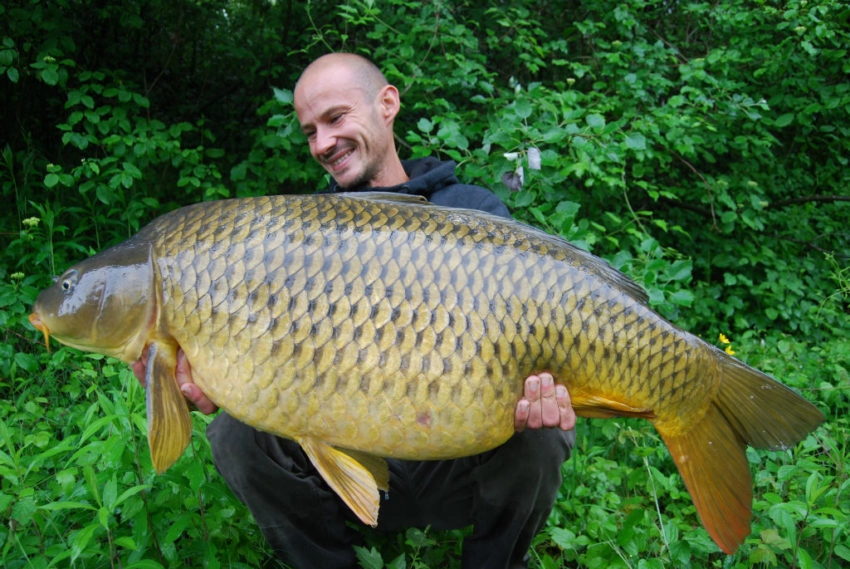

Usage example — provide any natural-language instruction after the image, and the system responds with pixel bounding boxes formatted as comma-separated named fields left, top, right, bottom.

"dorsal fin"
left=344, top=191, right=429, bottom=206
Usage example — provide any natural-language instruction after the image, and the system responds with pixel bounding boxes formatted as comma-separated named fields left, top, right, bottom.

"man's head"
left=294, top=53, right=406, bottom=189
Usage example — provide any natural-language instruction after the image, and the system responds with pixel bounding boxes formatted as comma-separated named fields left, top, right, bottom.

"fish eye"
left=59, top=270, right=78, bottom=293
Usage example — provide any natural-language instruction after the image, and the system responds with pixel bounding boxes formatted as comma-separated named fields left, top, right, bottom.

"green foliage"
left=1, top=0, right=848, bottom=567
left=0, top=348, right=268, bottom=568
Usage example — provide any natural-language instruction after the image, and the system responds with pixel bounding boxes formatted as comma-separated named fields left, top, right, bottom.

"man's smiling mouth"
left=327, top=149, right=354, bottom=168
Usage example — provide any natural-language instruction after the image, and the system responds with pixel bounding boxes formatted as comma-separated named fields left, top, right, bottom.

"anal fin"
left=298, top=437, right=389, bottom=526
left=145, top=341, right=193, bottom=473
left=571, top=392, right=656, bottom=419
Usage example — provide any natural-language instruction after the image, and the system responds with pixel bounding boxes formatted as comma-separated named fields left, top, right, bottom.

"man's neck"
left=367, top=156, right=409, bottom=188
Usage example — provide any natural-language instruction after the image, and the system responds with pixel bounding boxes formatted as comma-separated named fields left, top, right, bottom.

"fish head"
left=30, top=241, right=156, bottom=362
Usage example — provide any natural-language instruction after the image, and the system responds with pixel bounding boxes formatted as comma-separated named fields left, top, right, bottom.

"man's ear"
left=377, top=84, right=401, bottom=124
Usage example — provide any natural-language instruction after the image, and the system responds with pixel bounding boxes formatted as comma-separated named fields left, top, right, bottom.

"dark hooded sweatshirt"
left=327, top=156, right=511, bottom=219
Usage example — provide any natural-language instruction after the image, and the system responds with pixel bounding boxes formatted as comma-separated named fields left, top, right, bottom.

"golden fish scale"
left=140, top=194, right=715, bottom=457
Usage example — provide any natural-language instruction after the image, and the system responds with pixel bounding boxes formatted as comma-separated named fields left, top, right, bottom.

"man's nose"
left=313, top=125, right=336, bottom=157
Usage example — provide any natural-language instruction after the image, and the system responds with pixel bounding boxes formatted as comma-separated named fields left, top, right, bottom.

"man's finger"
left=175, top=350, right=219, bottom=415
left=525, top=374, right=544, bottom=429
left=131, top=345, right=150, bottom=386
left=538, top=373, right=561, bottom=427
left=514, top=399, right=530, bottom=431
left=556, top=384, right=577, bottom=431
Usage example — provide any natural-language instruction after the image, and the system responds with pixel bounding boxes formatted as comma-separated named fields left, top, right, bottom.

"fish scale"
left=152, top=196, right=686, bottom=444
left=30, top=192, right=824, bottom=553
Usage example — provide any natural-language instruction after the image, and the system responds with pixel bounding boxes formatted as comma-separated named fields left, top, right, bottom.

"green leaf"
left=586, top=114, right=605, bottom=129
left=417, top=117, right=434, bottom=133
left=39, top=501, right=96, bottom=512
left=668, top=261, right=693, bottom=282
left=11, top=495, right=37, bottom=525
left=774, top=113, right=795, bottom=127
left=272, top=87, right=293, bottom=105
left=71, top=524, right=100, bottom=562
left=548, top=526, right=577, bottom=549
left=123, top=161, right=143, bottom=179
left=132, top=93, right=150, bottom=108
left=0, top=492, right=14, bottom=513
left=114, top=484, right=150, bottom=509
left=625, top=132, right=646, bottom=150
left=668, top=289, right=694, bottom=306
left=354, top=546, right=384, bottom=569
left=125, top=562, right=166, bottom=569
left=515, top=98, right=533, bottom=119
left=41, top=67, right=59, bottom=86
left=13, top=351, right=38, bottom=372
left=114, top=536, right=138, bottom=550
left=230, top=161, right=248, bottom=181
left=102, top=475, right=118, bottom=511
left=163, top=513, right=194, bottom=544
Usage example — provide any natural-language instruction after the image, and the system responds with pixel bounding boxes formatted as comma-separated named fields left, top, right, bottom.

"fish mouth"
left=29, top=312, right=51, bottom=351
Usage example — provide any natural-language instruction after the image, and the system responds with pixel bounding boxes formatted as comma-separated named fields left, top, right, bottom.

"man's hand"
left=131, top=348, right=219, bottom=415
left=515, top=372, right=576, bottom=432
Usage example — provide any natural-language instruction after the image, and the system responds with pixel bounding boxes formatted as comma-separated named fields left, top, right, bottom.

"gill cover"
left=31, top=240, right=156, bottom=361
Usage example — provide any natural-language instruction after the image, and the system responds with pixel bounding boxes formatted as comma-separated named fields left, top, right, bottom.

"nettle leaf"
left=354, top=545, right=384, bottom=569
left=11, top=495, right=37, bottom=525
left=547, top=526, right=578, bottom=549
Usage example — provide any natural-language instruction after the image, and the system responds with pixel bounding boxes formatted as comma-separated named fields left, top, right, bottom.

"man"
left=135, top=53, right=576, bottom=569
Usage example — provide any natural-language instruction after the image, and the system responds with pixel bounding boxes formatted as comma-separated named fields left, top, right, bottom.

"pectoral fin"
left=298, top=437, right=389, bottom=526
left=145, top=341, right=193, bottom=473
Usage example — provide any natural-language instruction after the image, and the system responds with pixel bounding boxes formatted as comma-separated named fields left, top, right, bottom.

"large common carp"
left=29, top=192, right=823, bottom=554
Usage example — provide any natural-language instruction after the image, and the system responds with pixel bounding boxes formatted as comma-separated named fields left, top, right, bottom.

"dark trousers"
left=208, top=413, right=574, bottom=569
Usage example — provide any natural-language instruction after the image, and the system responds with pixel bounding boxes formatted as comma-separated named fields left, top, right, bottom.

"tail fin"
left=659, top=350, right=824, bottom=554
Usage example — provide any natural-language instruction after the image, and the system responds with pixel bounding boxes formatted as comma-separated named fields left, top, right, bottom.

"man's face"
left=294, top=67, right=395, bottom=189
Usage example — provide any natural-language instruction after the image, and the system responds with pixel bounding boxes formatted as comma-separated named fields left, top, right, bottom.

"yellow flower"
left=719, top=333, right=735, bottom=355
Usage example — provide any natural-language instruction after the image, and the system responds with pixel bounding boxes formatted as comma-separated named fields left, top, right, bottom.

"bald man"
left=137, top=53, right=577, bottom=569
